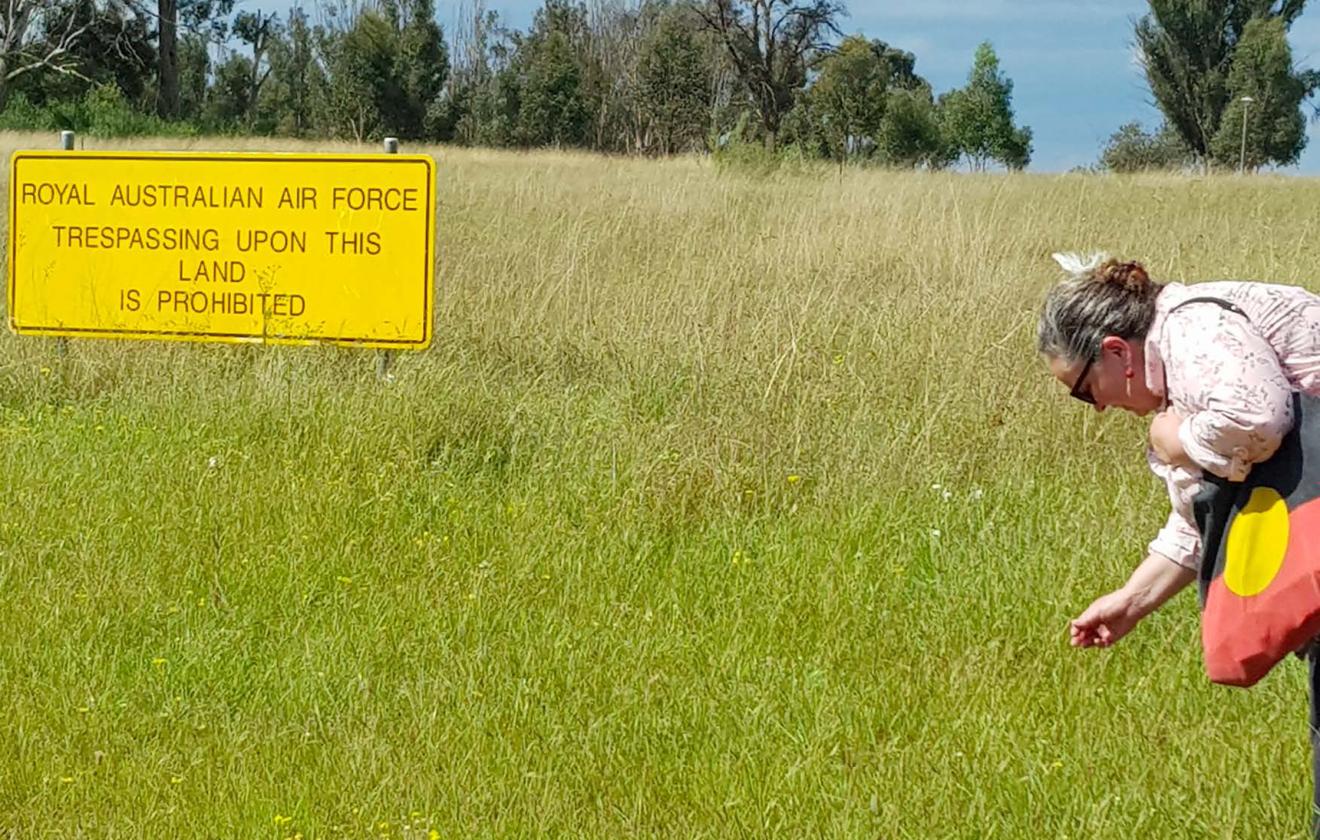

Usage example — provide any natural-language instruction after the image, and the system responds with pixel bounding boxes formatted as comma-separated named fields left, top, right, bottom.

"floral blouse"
left=1144, top=281, right=1320, bottom=570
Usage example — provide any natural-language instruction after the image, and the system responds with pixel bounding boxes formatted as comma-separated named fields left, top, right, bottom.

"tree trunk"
left=157, top=0, right=180, bottom=118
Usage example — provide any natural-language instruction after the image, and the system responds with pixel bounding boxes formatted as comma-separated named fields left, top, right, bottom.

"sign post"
left=378, top=136, right=400, bottom=381
left=8, top=146, right=435, bottom=350
left=54, top=131, right=74, bottom=360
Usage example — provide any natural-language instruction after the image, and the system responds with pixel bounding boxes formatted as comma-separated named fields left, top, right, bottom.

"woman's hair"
left=1036, top=252, right=1164, bottom=362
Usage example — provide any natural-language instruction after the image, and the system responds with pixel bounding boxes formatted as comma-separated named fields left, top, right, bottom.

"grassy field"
left=3, top=131, right=1320, bottom=838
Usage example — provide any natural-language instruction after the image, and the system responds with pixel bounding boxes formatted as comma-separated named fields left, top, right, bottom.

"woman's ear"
left=1099, top=335, right=1132, bottom=366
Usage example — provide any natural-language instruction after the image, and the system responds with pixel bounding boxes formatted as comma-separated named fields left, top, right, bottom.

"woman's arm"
left=1149, top=409, right=1190, bottom=468
left=1071, top=465, right=1202, bottom=648
left=1070, top=552, right=1197, bottom=647
left=1162, top=306, right=1293, bottom=480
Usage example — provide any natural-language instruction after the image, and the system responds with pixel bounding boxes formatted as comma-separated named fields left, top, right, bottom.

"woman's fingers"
left=1070, top=620, right=1098, bottom=647
left=1070, top=615, right=1115, bottom=647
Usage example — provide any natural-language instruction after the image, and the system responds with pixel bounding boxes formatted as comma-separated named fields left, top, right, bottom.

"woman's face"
left=1048, top=336, right=1164, bottom=416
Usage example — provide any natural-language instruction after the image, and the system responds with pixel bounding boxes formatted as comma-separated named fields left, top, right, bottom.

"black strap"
left=1168, top=295, right=1248, bottom=320
left=1174, top=296, right=1256, bottom=597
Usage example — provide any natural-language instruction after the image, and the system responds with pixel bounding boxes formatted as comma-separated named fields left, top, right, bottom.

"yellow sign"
left=7, top=150, right=435, bottom=348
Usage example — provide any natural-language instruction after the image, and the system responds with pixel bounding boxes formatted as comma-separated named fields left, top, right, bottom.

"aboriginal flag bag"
left=1182, top=298, right=1320, bottom=688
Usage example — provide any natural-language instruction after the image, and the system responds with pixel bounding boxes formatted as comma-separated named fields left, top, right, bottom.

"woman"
left=1039, top=253, right=1320, bottom=643
left=1038, top=252, right=1320, bottom=825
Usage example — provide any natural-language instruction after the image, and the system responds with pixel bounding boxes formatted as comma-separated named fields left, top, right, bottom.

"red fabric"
left=1202, top=498, right=1320, bottom=687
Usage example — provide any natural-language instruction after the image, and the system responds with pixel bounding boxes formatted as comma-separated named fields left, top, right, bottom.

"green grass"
left=2, top=133, right=1320, bottom=837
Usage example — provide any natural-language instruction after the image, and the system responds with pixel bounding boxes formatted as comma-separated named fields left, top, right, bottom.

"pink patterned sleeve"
left=1163, top=307, right=1293, bottom=481
left=1146, top=452, right=1203, bottom=570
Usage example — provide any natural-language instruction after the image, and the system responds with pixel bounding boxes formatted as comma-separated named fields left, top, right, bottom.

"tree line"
left=1101, top=0, right=1319, bottom=173
left=15, top=1, right=1312, bottom=173
left=1, top=0, right=1034, bottom=170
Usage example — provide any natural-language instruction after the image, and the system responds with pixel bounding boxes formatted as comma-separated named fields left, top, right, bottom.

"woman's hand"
left=1149, top=409, right=1189, bottom=467
left=1070, top=589, right=1142, bottom=648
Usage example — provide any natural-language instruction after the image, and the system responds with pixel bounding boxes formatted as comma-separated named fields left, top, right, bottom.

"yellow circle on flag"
left=1224, top=487, right=1289, bottom=597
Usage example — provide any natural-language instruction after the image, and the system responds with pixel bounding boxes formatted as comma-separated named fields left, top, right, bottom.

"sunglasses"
left=1070, top=355, right=1096, bottom=405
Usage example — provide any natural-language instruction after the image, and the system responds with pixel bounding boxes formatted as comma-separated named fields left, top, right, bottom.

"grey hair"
left=1036, top=255, right=1163, bottom=363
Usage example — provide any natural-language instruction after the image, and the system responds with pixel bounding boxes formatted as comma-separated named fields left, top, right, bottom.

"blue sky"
left=252, top=0, right=1320, bottom=174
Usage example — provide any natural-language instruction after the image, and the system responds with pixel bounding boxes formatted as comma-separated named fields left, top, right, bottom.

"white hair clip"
left=1051, top=251, right=1108, bottom=277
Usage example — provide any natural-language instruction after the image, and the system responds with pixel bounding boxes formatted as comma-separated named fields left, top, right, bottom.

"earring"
left=1124, top=369, right=1134, bottom=379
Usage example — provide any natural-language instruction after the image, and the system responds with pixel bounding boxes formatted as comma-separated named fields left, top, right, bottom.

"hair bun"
left=1095, top=259, right=1151, bottom=292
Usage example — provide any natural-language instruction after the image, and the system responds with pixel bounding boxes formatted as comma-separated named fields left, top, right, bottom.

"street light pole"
left=1239, top=96, right=1254, bottom=175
